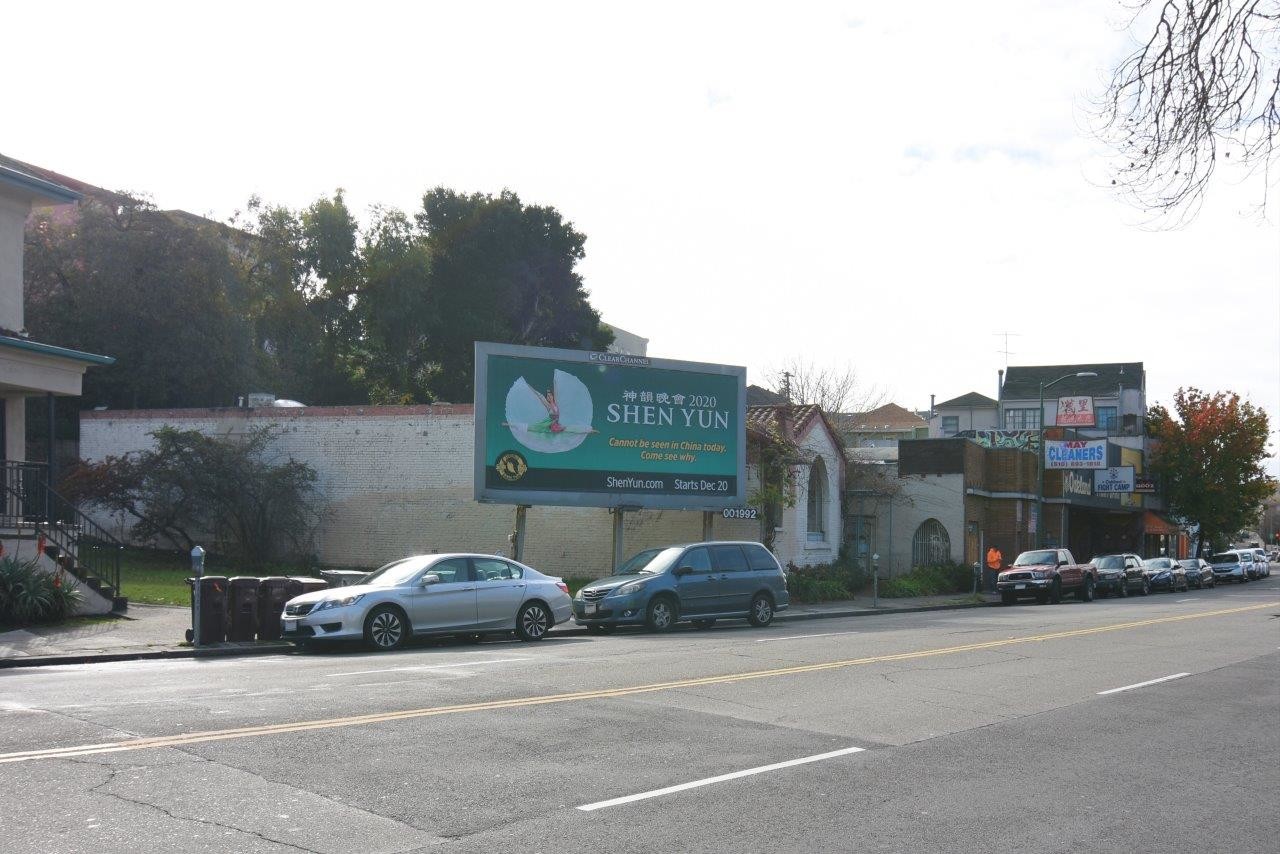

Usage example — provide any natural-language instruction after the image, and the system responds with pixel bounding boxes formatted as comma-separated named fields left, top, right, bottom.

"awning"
left=1143, top=511, right=1180, bottom=536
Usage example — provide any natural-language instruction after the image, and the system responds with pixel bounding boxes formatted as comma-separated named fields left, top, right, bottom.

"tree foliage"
left=25, top=186, right=613, bottom=409
left=24, top=200, right=257, bottom=408
left=1147, top=387, right=1275, bottom=547
left=1097, top=1, right=1280, bottom=219
left=61, top=426, right=320, bottom=568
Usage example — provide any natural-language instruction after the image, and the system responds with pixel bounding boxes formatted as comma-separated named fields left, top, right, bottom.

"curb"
left=0, top=600, right=999, bottom=670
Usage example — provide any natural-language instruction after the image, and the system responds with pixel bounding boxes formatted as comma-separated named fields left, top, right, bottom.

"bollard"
left=872, top=553, right=880, bottom=608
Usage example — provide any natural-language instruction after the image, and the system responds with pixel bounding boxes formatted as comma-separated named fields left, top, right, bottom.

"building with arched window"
left=912, top=518, right=952, bottom=566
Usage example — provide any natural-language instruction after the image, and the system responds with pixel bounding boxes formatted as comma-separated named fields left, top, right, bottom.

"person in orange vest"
left=986, top=546, right=1003, bottom=572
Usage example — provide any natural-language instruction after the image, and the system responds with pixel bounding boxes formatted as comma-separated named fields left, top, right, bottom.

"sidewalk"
left=0, top=592, right=1000, bottom=669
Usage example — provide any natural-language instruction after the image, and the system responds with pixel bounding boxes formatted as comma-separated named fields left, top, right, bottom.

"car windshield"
left=1143, top=558, right=1172, bottom=569
left=1210, top=553, right=1239, bottom=564
left=1013, top=550, right=1057, bottom=566
left=622, top=547, right=684, bottom=575
left=1177, top=560, right=1197, bottom=568
left=1094, top=556, right=1124, bottom=569
left=359, top=556, right=436, bottom=587
left=616, top=548, right=666, bottom=575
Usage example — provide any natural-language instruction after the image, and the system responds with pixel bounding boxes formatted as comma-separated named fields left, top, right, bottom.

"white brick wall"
left=80, top=406, right=764, bottom=578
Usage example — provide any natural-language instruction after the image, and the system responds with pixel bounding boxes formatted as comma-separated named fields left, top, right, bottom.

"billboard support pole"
left=702, top=511, right=713, bottom=542
left=611, top=508, right=625, bottom=571
left=512, top=505, right=528, bottom=562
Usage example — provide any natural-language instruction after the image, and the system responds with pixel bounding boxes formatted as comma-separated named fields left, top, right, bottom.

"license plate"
left=584, top=603, right=597, bottom=615
left=1015, top=584, right=1026, bottom=590
left=281, top=619, right=296, bottom=633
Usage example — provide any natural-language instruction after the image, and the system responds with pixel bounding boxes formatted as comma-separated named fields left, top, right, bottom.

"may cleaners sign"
left=1045, top=439, right=1107, bottom=469
left=473, top=342, right=746, bottom=510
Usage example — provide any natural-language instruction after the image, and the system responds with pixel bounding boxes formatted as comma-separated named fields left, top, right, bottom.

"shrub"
left=786, top=554, right=869, bottom=603
left=878, top=562, right=972, bottom=598
left=0, top=557, right=83, bottom=627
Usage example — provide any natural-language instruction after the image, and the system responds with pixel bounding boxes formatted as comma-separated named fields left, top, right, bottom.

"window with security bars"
left=912, top=518, right=952, bottom=567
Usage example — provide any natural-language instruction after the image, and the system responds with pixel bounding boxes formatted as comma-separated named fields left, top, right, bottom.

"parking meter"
left=191, top=546, right=205, bottom=647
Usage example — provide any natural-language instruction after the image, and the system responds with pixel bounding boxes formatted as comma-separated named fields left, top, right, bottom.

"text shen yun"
left=606, top=403, right=730, bottom=430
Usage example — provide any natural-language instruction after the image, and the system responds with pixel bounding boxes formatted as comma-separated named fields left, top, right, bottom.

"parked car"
left=1090, top=553, right=1148, bottom=597
left=1209, top=552, right=1249, bottom=584
left=1240, top=550, right=1261, bottom=580
left=1249, top=548, right=1270, bottom=577
left=573, top=541, right=789, bottom=632
left=1142, top=557, right=1188, bottom=592
left=280, top=553, right=573, bottom=650
left=996, top=549, right=1097, bottom=605
left=1177, top=558, right=1216, bottom=589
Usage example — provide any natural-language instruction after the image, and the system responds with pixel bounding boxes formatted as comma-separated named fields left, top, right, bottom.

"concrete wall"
left=80, top=405, right=763, bottom=578
left=864, top=470, right=965, bottom=576
left=929, top=407, right=998, bottom=438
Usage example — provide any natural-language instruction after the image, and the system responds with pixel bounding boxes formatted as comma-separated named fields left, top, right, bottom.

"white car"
left=281, top=553, right=573, bottom=650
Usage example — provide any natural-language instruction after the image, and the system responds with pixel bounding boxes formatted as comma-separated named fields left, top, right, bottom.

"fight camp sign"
left=473, top=342, right=746, bottom=510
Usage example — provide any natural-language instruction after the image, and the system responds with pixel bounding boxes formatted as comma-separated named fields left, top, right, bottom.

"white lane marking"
left=1097, top=672, right=1191, bottom=696
left=330, top=658, right=527, bottom=677
left=754, top=631, right=861, bottom=643
left=576, top=746, right=866, bottom=811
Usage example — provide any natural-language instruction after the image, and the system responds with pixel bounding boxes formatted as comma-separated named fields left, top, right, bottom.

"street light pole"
left=1035, top=372, right=1098, bottom=549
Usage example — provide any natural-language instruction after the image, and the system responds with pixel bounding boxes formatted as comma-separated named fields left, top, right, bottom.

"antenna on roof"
left=993, top=331, right=1020, bottom=370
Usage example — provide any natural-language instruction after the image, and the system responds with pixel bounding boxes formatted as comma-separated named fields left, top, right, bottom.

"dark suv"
left=572, top=541, right=790, bottom=632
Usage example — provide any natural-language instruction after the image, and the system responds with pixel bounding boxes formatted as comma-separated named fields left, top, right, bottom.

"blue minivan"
left=572, top=541, right=789, bottom=632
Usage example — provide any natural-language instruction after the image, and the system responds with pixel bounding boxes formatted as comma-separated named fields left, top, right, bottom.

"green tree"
left=413, top=188, right=613, bottom=402
left=1147, top=388, right=1275, bottom=548
left=24, top=198, right=257, bottom=408
left=61, top=426, right=320, bottom=568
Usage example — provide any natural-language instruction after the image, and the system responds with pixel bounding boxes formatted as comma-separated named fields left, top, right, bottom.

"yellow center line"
left=3, top=601, right=1274, bottom=764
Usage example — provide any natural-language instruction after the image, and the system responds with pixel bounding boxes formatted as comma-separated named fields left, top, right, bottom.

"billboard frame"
left=473, top=341, right=747, bottom=511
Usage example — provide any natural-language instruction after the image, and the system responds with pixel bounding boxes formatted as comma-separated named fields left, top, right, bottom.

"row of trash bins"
left=186, top=570, right=369, bottom=644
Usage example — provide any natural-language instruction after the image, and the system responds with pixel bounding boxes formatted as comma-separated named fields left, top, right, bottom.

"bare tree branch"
left=765, top=357, right=887, bottom=414
left=1094, top=0, right=1280, bottom=222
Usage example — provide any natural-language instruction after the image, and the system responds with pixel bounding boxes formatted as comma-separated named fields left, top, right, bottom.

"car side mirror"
left=674, top=566, right=693, bottom=577
left=419, top=573, right=442, bottom=586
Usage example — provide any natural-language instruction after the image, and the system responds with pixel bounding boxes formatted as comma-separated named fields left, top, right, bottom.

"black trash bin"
left=227, top=577, right=262, bottom=641
left=257, top=576, right=292, bottom=641
left=290, top=576, right=329, bottom=597
left=187, top=576, right=228, bottom=644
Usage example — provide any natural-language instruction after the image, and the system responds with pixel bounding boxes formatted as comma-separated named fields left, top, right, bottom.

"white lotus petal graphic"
left=504, top=369, right=595, bottom=454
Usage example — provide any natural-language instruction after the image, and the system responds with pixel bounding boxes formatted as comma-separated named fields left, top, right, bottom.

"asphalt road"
left=2, top=578, right=1278, bottom=853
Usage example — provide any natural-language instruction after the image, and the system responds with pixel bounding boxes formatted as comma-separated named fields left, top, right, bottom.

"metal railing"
left=1, top=461, right=123, bottom=598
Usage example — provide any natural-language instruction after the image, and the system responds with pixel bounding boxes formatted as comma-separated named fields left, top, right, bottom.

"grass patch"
left=119, top=548, right=319, bottom=606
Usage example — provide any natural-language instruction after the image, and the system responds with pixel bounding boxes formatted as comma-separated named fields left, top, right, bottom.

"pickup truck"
left=996, top=548, right=1097, bottom=605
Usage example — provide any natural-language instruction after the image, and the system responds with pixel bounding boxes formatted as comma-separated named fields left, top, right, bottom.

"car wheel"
left=454, top=632, right=484, bottom=644
left=645, top=596, right=677, bottom=632
left=516, top=602, right=552, bottom=641
left=691, top=618, right=716, bottom=630
left=1080, top=576, right=1095, bottom=603
left=748, top=594, right=775, bottom=627
left=1001, top=592, right=1016, bottom=606
left=1141, top=579, right=1151, bottom=596
left=364, top=606, right=408, bottom=651
left=1048, top=579, right=1062, bottom=605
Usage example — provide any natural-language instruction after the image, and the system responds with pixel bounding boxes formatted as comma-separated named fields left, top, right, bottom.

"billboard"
left=474, top=342, right=746, bottom=510
left=1055, top=396, right=1096, bottom=427
left=1094, top=466, right=1135, bottom=494
left=1044, top=439, right=1107, bottom=469
left=1134, top=475, right=1157, bottom=494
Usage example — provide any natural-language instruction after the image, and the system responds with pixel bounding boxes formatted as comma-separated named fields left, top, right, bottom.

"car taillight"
left=556, top=581, right=569, bottom=595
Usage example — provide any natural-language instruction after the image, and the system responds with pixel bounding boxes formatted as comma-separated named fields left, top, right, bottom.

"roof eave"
left=0, top=335, right=115, bottom=366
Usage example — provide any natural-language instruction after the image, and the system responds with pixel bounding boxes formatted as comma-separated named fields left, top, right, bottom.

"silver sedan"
left=280, top=553, right=573, bottom=650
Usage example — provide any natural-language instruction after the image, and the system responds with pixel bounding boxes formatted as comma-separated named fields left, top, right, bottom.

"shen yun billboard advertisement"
left=473, top=342, right=746, bottom=510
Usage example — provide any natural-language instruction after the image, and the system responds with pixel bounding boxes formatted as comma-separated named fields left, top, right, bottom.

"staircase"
left=1, top=461, right=127, bottom=612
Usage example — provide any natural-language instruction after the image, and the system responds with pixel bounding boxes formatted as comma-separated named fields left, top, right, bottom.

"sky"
left=4, top=1, right=1278, bottom=468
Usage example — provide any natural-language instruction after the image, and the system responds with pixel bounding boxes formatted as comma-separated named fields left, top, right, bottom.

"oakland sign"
left=1045, top=439, right=1107, bottom=469
left=473, top=342, right=746, bottom=510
